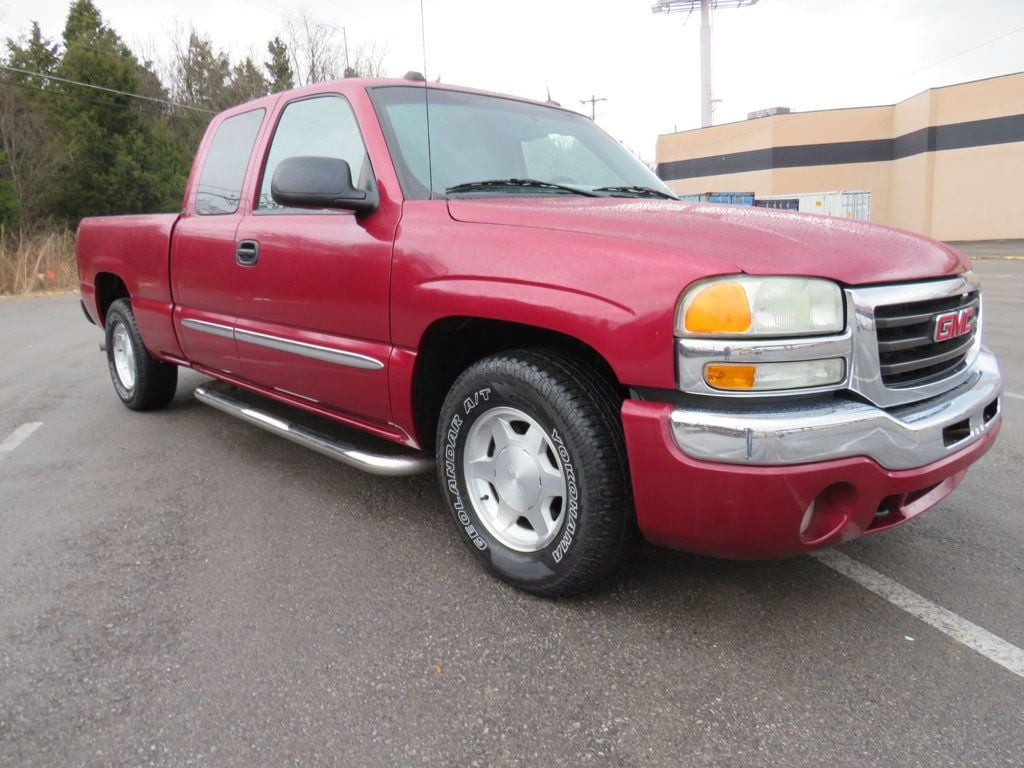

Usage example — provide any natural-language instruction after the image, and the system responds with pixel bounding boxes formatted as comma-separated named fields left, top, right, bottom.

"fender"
left=77, top=213, right=184, bottom=359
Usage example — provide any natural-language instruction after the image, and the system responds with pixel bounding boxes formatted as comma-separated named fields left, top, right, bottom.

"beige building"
left=656, top=72, right=1024, bottom=241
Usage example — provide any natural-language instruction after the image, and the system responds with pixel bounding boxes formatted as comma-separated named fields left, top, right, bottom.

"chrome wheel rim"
left=463, top=406, right=567, bottom=553
left=112, top=323, right=136, bottom=390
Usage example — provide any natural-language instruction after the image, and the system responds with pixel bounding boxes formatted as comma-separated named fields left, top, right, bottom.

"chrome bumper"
left=670, top=349, right=1002, bottom=470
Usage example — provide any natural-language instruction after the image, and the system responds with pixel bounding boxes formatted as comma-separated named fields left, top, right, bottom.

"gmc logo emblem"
left=934, top=308, right=976, bottom=342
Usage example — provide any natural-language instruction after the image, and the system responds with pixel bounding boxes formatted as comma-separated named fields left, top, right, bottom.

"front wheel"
left=436, top=350, right=637, bottom=597
left=105, top=298, right=178, bottom=411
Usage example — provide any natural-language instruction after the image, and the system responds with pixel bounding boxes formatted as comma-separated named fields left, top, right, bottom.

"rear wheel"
left=436, top=349, right=637, bottom=597
left=105, top=298, right=178, bottom=411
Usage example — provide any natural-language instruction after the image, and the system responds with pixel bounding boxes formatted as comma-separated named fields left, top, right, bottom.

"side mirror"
left=270, top=156, right=378, bottom=214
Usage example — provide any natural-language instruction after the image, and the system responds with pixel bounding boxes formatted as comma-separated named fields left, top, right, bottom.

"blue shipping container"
left=678, top=192, right=755, bottom=206
left=708, top=192, right=755, bottom=206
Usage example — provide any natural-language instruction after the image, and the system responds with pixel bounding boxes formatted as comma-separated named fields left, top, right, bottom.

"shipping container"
left=755, top=190, right=871, bottom=221
left=754, top=198, right=799, bottom=211
left=678, top=192, right=755, bottom=206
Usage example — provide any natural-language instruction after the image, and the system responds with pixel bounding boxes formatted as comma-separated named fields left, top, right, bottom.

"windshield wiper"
left=445, top=178, right=600, bottom=197
left=591, top=185, right=677, bottom=200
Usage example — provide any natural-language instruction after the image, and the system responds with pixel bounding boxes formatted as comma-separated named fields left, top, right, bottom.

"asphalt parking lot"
left=1, top=257, right=1022, bottom=767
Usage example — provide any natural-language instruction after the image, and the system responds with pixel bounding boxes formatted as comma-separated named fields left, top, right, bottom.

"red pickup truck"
left=77, top=76, right=1002, bottom=596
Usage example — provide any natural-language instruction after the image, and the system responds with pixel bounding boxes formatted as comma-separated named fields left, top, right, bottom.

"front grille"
left=874, top=291, right=979, bottom=388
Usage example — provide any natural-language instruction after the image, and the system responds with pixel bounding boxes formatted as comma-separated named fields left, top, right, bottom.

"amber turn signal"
left=704, top=364, right=757, bottom=390
left=683, top=282, right=752, bottom=334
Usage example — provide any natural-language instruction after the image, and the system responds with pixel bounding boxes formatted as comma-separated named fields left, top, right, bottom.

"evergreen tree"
left=0, top=1, right=385, bottom=229
left=5, top=22, right=60, bottom=81
left=176, top=31, right=231, bottom=110
left=265, top=36, right=294, bottom=92
left=49, top=0, right=185, bottom=221
left=229, top=56, right=270, bottom=104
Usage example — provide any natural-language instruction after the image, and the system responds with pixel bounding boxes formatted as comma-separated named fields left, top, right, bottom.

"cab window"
left=257, top=95, right=371, bottom=211
left=195, top=108, right=265, bottom=215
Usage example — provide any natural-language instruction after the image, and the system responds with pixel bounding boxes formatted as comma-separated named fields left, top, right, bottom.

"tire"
left=104, top=298, right=178, bottom=411
left=436, top=349, right=637, bottom=597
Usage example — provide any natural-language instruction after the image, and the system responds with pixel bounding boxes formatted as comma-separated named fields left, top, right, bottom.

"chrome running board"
left=194, top=385, right=434, bottom=477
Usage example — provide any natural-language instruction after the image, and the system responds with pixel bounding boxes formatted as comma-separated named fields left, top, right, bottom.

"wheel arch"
left=94, top=272, right=131, bottom=326
left=411, top=316, right=624, bottom=453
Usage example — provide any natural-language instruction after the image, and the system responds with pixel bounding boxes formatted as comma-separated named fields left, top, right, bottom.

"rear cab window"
left=194, top=108, right=265, bottom=215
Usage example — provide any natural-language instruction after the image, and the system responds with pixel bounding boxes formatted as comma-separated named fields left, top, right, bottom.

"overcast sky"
left=2, top=0, right=1023, bottom=162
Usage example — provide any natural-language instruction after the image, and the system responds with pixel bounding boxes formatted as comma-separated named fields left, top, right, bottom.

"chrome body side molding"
left=181, top=317, right=234, bottom=339
left=181, top=317, right=385, bottom=371
left=234, top=327, right=384, bottom=371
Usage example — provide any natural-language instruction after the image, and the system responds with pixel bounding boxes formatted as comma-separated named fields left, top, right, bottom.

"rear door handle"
left=236, top=240, right=260, bottom=266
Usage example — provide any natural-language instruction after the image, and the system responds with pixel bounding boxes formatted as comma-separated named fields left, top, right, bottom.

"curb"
left=967, top=256, right=1024, bottom=261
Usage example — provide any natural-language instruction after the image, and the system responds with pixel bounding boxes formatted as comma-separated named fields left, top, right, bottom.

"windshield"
left=368, top=86, right=674, bottom=200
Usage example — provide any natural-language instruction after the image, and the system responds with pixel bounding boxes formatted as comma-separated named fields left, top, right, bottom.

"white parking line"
left=812, top=550, right=1024, bottom=679
left=1002, top=391, right=1024, bottom=401
left=0, top=422, right=43, bottom=455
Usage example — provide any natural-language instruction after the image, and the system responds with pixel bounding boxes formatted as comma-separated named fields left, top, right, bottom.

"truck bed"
left=77, top=213, right=182, bottom=358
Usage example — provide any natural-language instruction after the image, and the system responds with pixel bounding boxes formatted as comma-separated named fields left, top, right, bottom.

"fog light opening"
left=983, top=397, right=999, bottom=424
left=799, top=500, right=816, bottom=536
left=942, top=418, right=971, bottom=447
left=868, top=494, right=909, bottom=531
left=800, top=482, right=857, bottom=544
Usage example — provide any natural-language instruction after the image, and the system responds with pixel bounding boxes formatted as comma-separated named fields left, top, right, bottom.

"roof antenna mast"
left=419, top=0, right=434, bottom=198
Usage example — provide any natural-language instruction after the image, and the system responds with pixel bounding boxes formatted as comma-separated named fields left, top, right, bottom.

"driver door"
left=231, top=94, right=395, bottom=425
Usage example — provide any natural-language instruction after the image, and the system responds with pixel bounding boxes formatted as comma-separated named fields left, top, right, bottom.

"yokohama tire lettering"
left=549, top=428, right=579, bottom=563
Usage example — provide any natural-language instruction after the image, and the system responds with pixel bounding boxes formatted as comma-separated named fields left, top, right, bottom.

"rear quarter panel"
left=77, top=213, right=183, bottom=359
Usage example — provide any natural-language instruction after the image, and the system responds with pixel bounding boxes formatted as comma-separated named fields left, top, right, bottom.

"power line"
left=323, top=0, right=371, bottom=22
left=0, top=78, right=187, bottom=119
left=0, top=63, right=215, bottom=114
left=898, top=23, right=1024, bottom=79
left=235, top=0, right=351, bottom=36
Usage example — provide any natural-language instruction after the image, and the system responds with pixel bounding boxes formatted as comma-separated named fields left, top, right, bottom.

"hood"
left=446, top=198, right=969, bottom=285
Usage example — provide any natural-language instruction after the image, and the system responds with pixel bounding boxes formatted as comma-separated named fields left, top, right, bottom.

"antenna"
left=419, top=0, right=434, bottom=198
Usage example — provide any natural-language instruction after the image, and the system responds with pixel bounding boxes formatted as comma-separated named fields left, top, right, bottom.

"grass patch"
left=0, top=229, right=78, bottom=296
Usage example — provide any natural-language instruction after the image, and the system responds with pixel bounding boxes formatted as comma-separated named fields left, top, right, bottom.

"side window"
left=195, top=109, right=265, bottom=215
left=257, top=96, right=370, bottom=211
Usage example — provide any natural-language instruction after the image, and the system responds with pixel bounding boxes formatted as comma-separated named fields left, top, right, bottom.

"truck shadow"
left=166, top=372, right=870, bottom=632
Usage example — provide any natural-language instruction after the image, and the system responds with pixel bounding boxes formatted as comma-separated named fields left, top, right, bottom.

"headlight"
left=677, top=276, right=844, bottom=337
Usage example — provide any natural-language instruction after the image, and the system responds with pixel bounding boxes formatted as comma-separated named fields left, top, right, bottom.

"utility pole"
left=342, top=26, right=350, bottom=75
left=698, top=0, right=711, bottom=128
left=651, top=0, right=759, bottom=128
left=579, top=94, right=607, bottom=121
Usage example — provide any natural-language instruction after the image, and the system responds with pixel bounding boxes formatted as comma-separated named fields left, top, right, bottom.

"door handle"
left=236, top=240, right=260, bottom=266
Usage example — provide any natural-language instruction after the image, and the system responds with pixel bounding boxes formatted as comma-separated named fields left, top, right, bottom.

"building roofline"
left=657, top=69, right=1024, bottom=139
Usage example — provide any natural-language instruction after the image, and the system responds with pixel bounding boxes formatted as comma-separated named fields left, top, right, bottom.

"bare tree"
left=0, top=89, right=68, bottom=231
left=345, top=41, right=387, bottom=78
left=283, top=10, right=344, bottom=85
